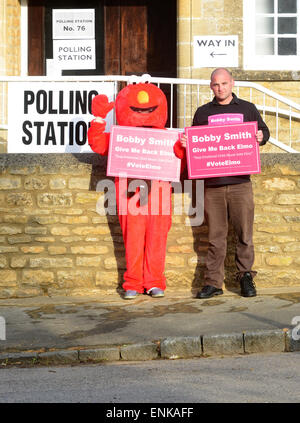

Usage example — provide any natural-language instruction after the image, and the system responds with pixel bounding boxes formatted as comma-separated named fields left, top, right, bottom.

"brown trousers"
left=204, top=181, right=256, bottom=289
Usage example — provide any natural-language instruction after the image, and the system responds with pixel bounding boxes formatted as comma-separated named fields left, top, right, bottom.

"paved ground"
left=1, top=352, right=299, bottom=403
left=0, top=287, right=299, bottom=363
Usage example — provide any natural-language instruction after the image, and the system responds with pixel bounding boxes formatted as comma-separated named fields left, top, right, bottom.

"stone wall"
left=0, top=0, right=20, bottom=76
left=0, top=153, right=300, bottom=299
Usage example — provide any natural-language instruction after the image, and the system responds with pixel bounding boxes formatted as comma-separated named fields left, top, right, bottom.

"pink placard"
left=185, top=122, right=260, bottom=179
left=208, top=113, right=244, bottom=126
left=107, top=125, right=181, bottom=182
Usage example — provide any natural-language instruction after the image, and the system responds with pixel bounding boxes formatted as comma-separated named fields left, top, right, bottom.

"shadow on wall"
left=74, top=153, right=125, bottom=293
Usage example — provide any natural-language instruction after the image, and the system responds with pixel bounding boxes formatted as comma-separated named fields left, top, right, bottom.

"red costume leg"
left=116, top=179, right=172, bottom=293
left=143, top=213, right=171, bottom=292
left=119, top=212, right=147, bottom=293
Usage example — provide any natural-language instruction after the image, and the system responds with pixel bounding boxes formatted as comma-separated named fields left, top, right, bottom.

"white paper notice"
left=53, top=39, right=96, bottom=70
left=52, top=9, right=95, bottom=40
left=194, top=35, right=239, bottom=68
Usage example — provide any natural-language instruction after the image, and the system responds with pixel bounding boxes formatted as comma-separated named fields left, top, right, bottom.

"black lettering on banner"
left=69, top=91, right=74, bottom=114
left=59, top=91, right=68, bottom=114
left=75, top=91, right=87, bottom=114
left=88, top=91, right=99, bottom=114
left=69, top=122, right=74, bottom=145
left=36, top=90, right=47, bottom=114
left=57, top=121, right=68, bottom=145
left=24, top=91, right=34, bottom=114
left=34, top=121, right=44, bottom=145
left=22, top=121, right=32, bottom=144
left=21, top=89, right=101, bottom=149
left=45, top=122, right=56, bottom=145
left=75, top=121, right=87, bottom=145
left=48, top=91, right=58, bottom=114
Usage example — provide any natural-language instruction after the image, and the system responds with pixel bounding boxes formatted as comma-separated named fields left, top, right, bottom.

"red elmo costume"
left=88, top=80, right=183, bottom=297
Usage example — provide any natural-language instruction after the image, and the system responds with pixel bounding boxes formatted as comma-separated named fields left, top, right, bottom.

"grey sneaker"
left=148, top=288, right=164, bottom=298
left=124, top=290, right=138, bottom=300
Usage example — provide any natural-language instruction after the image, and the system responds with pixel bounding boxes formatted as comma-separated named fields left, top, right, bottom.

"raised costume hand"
left=92, top=95, right=115, bottom=118
left=88, top=95, right=115, bottom=155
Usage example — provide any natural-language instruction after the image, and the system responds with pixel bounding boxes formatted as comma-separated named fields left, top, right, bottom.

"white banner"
left=7, top=82, right=115, bottom=153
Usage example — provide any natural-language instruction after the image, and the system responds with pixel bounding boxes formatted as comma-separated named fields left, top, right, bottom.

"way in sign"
left=196, top=39, right=236, bottom=47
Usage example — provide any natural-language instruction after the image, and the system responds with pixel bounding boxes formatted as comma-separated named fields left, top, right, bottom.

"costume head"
left=115, top=82, right=168, bottom=129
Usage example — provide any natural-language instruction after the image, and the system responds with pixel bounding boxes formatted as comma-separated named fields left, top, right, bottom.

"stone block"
left=8, top=235, right=32, bottom=244
left=120, top=343, right=159, bottom=361
left=49, top=178, right=66, bottom=190
left=29, top=257, right=73, bottom=268
left=202, top=333, right=243, bottom=356
left=57, top=270, right=93, bottom=288
left=59, top=216, right=89, bottom=224
left=37, top=193, right=72, bottom=207
left=38, top=350, right=79, bottom=365
left=263, top=178, right=296, bottom=191
left=6, top=193, right=33, bottom=206
left=244, top=330, right=286, bottom=353
left=10, top=256, right=27, bottom=268
left=285, top=329, right=300, bottom=352
left=71, top=245, right=108, bottom=254
left=0, top=225, right=22, bottom=235
left=24, top=177, right=48, bottom=190
left=276, top=194, right=300, bottom=205
left=22, top=270, right=54, bottom=285
left=160, top=336, right=202, bottom=359
left=0, top=351, right=39, bottom=365
left=68, top=177, right=90, bottom=190
left=0, top=177, right=21, bottom=190
left=79, top=347, right=120, bottom=362
left=0, top=270, right=17, bottom=286
left=76, top=256, right=102, bottom=267
left=266, top=256, right=293, bottom=266
left=48, top=246, right=67, bottom=255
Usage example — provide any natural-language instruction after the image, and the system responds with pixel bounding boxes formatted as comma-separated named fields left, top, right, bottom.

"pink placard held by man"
left=185, top=121, right=260, bottom=179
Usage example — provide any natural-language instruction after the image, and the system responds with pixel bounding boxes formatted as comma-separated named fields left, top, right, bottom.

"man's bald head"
left=210, top=68, right=233, bottom=81
left=210, top=68, right=234, bottom=105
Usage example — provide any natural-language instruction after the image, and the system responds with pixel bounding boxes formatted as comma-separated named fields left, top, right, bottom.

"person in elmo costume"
left=88, top=76, right=184, bottom=299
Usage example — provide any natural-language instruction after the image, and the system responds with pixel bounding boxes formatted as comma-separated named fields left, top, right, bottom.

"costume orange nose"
left=137, top=90, right=149, bottom=104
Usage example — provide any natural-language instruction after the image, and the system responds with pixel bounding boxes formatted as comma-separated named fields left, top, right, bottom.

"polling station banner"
left=185, top=121, right=260, bottom=179
left=107, top=126, right=181, bottom=182
left=7, top=82, right=114, bottom=153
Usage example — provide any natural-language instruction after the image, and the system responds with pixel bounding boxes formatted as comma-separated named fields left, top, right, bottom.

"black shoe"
left=196, top=285, right=223, bottom=299
left=240, top=272, right=257, bottom=297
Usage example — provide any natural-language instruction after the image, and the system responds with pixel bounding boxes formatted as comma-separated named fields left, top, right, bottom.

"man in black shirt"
left=179, top=68, right=270, bottom=298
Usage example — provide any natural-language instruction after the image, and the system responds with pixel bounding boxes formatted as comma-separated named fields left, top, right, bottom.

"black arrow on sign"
left=210, top=52, right=228, bottom=58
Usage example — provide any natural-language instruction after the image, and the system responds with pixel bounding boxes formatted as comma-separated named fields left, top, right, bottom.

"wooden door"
left=104, top=0, right=176, bottom=78
left=104, top=0, right=177, bottom=126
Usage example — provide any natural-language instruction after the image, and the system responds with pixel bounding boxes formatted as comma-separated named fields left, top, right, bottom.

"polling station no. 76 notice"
left=185, top=122, right=260, bottom=179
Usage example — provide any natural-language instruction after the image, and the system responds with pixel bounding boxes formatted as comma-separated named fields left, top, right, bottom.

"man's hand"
left=180, top=133, right=187, bottom=148
left=256, top=130, right=263, bottom=144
